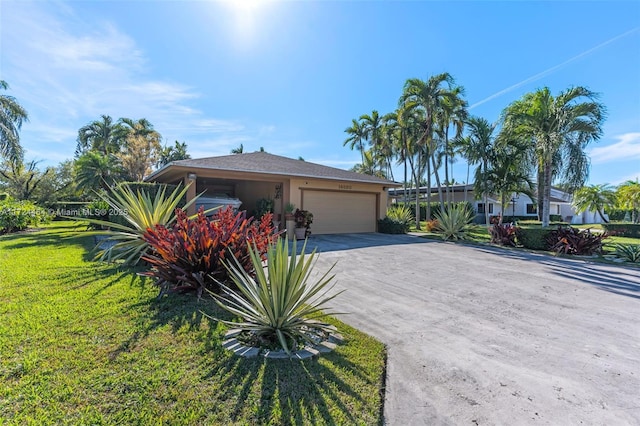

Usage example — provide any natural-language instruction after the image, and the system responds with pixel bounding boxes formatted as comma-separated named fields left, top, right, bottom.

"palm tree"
left=74, top=151, right=124, bottom=193
left=502, top=86, right=606, bottom=227
left=343, top=118, right=367, bottom=164
left=573, top=184, right=616, bottom=223
left=76, top=115, right=127, bottom=155
left=458, top=116, right=496, bottom=225
left=400, top=73, right=457, bottom=221
left=0, top=80, right=28, bottom=162
left=617, top=180, right=640, bottom=223
left=351, top=149, right=386, bottom=178
left=231, top=143, right=244, bottom=154
left=157, top=141, right=190, bottom=167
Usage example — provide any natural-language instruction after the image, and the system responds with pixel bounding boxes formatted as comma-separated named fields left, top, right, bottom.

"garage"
left=302, top=190, right=378, bottom=234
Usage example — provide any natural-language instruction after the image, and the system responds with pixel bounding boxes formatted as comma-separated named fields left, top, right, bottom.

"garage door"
left=302, top=190, right=377, bottom=234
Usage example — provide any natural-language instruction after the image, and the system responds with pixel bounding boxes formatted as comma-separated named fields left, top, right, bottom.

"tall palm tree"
left=343, top=118, right=367, bottom=164
left=76, top=115, right=127, bottom=156
left=573, top=184, right=616, bottom=223
left=380, top=112, right=399, bottom=182
left=458, top=116, right=496, bottom=225
left=157, top=141, right=190, bottom=167
left=351, top=149, right=386, bottom=178
left=400, top=73, right=457, bottom=221
left=502, top=86, right=606, bottom=227
left=0, top=80, right=28, bottom=162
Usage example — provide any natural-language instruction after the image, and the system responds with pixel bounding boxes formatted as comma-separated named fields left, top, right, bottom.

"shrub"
left=546, top=226, right=609, bottom=256
left=426, top=218, right=439, bottom=232
left=489, top=223, right=517, bottom=246
left=142, top=207, right=277, bottom=297
left=209, top=238, right=343, bottom=356
left=433, top=204, right=475, bottom=241
left=602, top=223, right=640, bottom=238
left=0, top=200, right=52, bottom=234
left=613, top=244, right=640, bottom=263
left=377, top=217, right=408, bottom=234
left=515, top=227, right=553, bottom=250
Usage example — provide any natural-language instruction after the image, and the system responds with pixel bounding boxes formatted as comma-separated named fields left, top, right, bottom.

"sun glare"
left=219, top=0, right=272, bottom=46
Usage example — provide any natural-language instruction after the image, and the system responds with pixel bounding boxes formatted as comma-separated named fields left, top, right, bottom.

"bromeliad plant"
left=489, top=223, right=518, bottom=247
left=433, top=203, right=476, bottom=241
left=142, top=206, right=276, bottom=297
left=209, top=238, right=343, bottom=356
left=546, top=226, right=609, bottom=256
left=612, top=243, right=640, bottom=263
left=73, top=183, right=197, bottom=265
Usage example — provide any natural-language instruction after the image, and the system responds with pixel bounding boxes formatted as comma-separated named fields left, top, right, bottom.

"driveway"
left=307, top=233, right=640, bottom=425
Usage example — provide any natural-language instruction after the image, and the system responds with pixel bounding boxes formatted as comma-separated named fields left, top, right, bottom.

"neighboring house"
left=388, top=184, right=606, bottom=224
left=145, top=152, right=400, bottom=234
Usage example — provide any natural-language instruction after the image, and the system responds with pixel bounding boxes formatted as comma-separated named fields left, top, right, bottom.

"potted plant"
left=255, top=197, right=274, bottom=219
left=294, top=208, right=313, bottom=240
left=284, top=202, right=295, bottom=221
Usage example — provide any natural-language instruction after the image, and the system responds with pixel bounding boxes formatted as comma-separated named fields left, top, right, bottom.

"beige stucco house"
left=145, top=152, right=400, bottom=234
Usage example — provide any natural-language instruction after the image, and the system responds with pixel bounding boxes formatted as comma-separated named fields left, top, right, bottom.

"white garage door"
left=302, top=190, right=377, bottom=234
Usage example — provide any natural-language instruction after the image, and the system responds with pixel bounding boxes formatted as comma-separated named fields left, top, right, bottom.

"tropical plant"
left=351, top=149, right=387, bottom=178
left=616, top=180, right=640, bottom=223
left=0, top=80, right=28, bottom=162
left=572, top=184, right=616, bottom=223
left=433, top=203, right=475, bottom=241
left=157, top=140, right=190, bottom=166
left=0, top=158, right=52, bottom=201
left=142, top=207, right=276, bottom=297
left=546, top=226, right=609, bottom=256
left=501, top=87, right=606, bottom=227
left=343, top=118, right=367, bottom=164
left=77, top=183, right=197, bottom=265
left=613, top=244, right=640, bottom=263
left=386, top=204, right=413, bottom=227
left=489, top=223, right=518, bottom=246
left=294, top=208, right=313, bottom=231
left=426, top=218, right=439, bottom=232
left=118, top=118, right=162, bottom=181
left=74, top=151, right=125, bottom=192
left=231, top=143, right=244, bottom=154
left=255, top=197, right=274, bottom=218
left=209, top=238, right=342, bottom=356
left=0, top=199, right=52, bottom=234
left=76, top=115, right=127, bottom=156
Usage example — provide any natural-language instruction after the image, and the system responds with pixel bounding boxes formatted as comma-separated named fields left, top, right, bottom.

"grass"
left=0, top=221, right=386, bottom=425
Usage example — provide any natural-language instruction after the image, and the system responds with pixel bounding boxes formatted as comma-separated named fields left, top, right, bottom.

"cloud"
left=589, top=132, right=640, bottom=164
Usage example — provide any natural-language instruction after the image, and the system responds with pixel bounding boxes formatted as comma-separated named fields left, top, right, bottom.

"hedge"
left=602, top=223, right=640, bottom=238
left=397, top=201, right=474, bottom=221
left=515, top=226, right=554, bottom=250
left=378, top=217, right=408, bottom=234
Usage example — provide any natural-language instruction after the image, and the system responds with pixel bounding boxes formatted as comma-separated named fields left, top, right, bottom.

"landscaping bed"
left=0, top=222, right=386, bottom=425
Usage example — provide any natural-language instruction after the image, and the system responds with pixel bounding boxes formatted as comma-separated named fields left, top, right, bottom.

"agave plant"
left=613, top=243, right=640, bottom=263
left=209, top=238, right=343, bottom=356
left=75, top=183, right=198, bottom=265
left=433, top=204, right=475, bottom=241
left=386, top=204, right=413, bottom=228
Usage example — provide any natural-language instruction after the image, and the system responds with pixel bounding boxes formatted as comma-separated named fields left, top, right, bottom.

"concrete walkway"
left=306, top=233, right=640, bottom=425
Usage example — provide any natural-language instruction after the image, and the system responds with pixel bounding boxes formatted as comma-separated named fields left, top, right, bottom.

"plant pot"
left=294, top=227, right=307, bottom=240
left=284, top=213, right=294, bottom=221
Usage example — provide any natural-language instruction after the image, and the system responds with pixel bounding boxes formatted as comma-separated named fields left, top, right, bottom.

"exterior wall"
left=235, top=180, right=282, bottom=217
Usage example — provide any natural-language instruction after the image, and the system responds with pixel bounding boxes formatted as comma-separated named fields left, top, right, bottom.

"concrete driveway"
left=307, top=233, right=640, bottom=425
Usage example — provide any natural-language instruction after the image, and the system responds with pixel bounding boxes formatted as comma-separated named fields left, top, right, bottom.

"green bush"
left=377, top=217, right=408, bottom=234
left=613, top=244, right=640, bottom=263
left=501, top=215, right=563, bottom=223
left=397, top=201, right=474, bottom=221
left=433, top=203, right=475, bottom=241
left=0, top=200, right=53, bottom=234
left=385, top=205, right=412, bottom=232
left=516, top=227, right=554, bottom=250
left=602, top=223, right=640, bottom=238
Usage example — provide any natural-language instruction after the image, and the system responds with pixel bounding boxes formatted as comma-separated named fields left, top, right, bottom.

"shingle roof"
left=147, top=152, right=398, bottom=185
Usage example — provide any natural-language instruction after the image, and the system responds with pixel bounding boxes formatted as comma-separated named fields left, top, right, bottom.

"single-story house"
left=145, top=152, right=400, bottom=234
left=388, top=184, right=606, bottom=224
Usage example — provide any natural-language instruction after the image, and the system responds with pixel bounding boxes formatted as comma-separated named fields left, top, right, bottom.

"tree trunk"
left=464, top=163, right=470, bottom=203
left=541, top=160, right=553, bottom=227
left=431, top=154, right=444, bottom=209
left=484, top=193, right=489, bottom=226
left=597, top=209, right=609, bottom=223
left=537, top=168, right=544, bottom=222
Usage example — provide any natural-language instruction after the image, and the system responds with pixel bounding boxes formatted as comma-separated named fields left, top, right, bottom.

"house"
left=145, top=152, right=400, bottom=234
left=388, top=184, right=605, bottom=224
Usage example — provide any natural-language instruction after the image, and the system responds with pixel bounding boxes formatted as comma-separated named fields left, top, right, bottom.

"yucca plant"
left=613, top=244, right=640, bottom=263
left=386, top=204, right=413, bottom=228
left=73, top=183, right=198, bottom=265
left=433, top=204, right=475, bottom=241
left=209, top=238, right=343, bottom=356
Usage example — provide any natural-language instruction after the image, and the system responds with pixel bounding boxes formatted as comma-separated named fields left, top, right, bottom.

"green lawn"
left=0, top=222, right=385, bottom=425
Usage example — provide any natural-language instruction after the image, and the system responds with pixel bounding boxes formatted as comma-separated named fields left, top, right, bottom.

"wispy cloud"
left=0, top=1, right=272, bottom=164
left=470, top=27, right=640, bottom=110
left=589, top=132, right=640, bottom=164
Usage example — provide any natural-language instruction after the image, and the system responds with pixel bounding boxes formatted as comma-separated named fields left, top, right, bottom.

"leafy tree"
left=118, top=119, right=161, bottom=181
left=158, top=141, right=190, bottom=166
left=616, top=180, right=640, bottom=223
left=502, top=87, right=606, bottom=227
left=0, top=80, right=28, bottom=162
left=0, top=159, right=51, bottom=201
left=75, top=151, right=125, bottom=193
left=76, top=115, right=127, bottom=155
left=573, top=184, right=616, bottom=223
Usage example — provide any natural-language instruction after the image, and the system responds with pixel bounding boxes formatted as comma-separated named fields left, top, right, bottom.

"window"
left=477, top=203, right=493, bottom=214
left=526, top=204, right=537, bottom=214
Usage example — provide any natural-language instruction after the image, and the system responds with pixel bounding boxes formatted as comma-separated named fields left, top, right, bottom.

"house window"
left=526, top=204, right=537, bottom=214
left=477, top=203, right=493, bottom=214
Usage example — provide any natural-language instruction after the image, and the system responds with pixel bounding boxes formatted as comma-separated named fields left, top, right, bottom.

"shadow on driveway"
left=298, top=232, right=435, bottom=254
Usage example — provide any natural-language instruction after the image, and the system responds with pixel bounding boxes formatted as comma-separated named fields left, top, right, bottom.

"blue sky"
left=1, top=0, right=639, bottom=185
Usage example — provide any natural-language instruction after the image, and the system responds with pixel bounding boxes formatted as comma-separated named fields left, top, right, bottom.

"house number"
left=338, top=184, right=352, bottom=190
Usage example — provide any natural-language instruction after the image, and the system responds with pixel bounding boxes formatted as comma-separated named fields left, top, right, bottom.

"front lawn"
left=0, top=222, right=386, bottom=425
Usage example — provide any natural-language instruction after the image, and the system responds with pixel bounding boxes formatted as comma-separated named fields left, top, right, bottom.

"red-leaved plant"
left=489, top=223, right=518, bottom=247
left=141, top=206, right=277, bottom=297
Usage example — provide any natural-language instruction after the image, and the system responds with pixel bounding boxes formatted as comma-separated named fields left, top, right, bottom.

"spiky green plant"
left=433, top=203, right=475, bottom=241
left=386, top=204, right=413, bottom=228
left=72, top=183, right=198, bottom=265
left=209, top=238, right=343, bottom=356
left=613, top=244, right=640, bottom=263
